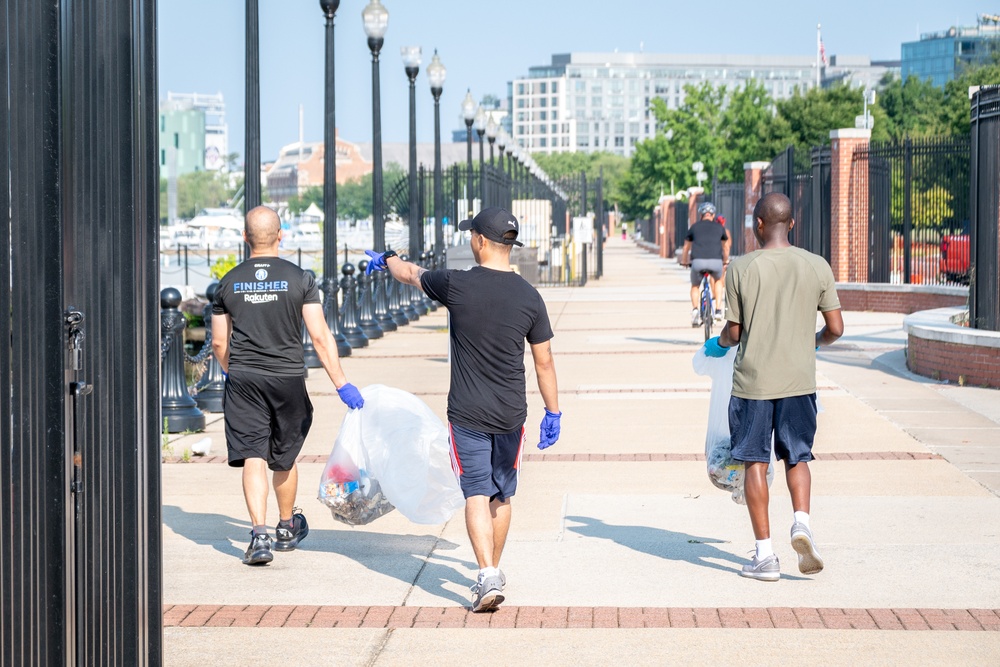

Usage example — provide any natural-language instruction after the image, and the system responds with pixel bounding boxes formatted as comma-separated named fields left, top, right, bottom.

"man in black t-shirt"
left=212, top=206, right=364, bottom=566
left=681, top=201, right=730, bottom=324
left=365, top=207, right=561, bottom=613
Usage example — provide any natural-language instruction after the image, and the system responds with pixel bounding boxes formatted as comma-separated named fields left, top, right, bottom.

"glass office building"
left=902, top=24, right=1000, bottom=88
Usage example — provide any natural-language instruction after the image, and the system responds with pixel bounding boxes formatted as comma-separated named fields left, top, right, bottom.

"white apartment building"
left=166, top=91, right=229, bottom=170
left=509, top=52, right=893, bottom=157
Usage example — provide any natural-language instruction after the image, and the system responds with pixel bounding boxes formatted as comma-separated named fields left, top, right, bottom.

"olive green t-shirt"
left=725, top=246, right=840, bottom=400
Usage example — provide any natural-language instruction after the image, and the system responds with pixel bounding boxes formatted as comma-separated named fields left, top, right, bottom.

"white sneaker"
left=691, top=308, right=702, bottom=327
left=790, top=522, right=824, bottom=574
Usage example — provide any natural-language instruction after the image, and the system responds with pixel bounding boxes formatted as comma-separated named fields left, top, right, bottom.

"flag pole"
left=816, top=23, right=821, bottom=89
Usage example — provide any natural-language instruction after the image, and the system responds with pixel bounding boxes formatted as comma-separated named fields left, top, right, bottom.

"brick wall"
left=838, top=285, right=968, bottom=314
left=907, top=336, right=1000, bottom=388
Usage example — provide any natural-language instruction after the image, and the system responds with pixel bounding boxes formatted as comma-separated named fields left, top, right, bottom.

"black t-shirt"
left=420, top=266, right=554, bottom=433
left=212, top=256, right=320, bottom=376
left=686, top=219, right=729, bottom=260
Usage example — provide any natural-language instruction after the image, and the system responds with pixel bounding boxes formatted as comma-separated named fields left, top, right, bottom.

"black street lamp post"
left=474, top=105, right=486, bottom=210
left=486, top=115, right=498, bottom=167
left=320, top=0, right=351, bottom=356
left=427, top=51, right=446, bottom=260
left=402, top=46, right=421, bottom=259
left=497, top=130, right=506, bottom=174
left=461, top=90, right=476, bottom=218
left=362, top=0, right=396, bottom=332
left=245, top=0, right=261, bottom=261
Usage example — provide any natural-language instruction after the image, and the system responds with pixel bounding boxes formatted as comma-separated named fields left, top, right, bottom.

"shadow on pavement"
left=564, top=515, right=808, bottom=581
left=162, top=505, right=474, bottom=605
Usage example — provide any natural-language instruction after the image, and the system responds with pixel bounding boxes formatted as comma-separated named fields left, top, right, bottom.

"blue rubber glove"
left=538, top=408, right=562, bottom=450
left=337, top=383, right=364, bottom=409
left=364, top=250, right=388, bottom=275
left=702, top=336, right=729, bottom=358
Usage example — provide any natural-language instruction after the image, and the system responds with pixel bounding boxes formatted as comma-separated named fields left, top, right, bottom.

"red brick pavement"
left=162, top=605, right=1000, bottom=630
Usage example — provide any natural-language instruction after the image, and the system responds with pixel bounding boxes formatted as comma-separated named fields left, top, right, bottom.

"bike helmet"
left=697, top=202, right=716, bottom=217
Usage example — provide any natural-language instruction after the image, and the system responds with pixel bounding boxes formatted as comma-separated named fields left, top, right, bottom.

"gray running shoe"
left=498, top=569, right=506, bottom=591
left=243, top=532, right=273, bottom=566
left=740, top=553, right=780, bottom=581
left=470, top=574, right=505, bottom=612
left=790, top=522, right=824, bottom=575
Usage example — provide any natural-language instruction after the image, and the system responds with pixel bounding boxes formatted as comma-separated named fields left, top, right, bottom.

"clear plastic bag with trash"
left=318, top=384, right=465, bottom=526
left=692, top=346, right=774, bottom=504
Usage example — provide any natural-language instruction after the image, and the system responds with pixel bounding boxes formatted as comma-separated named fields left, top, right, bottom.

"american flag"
left=820, top=38, right=828, bottom=67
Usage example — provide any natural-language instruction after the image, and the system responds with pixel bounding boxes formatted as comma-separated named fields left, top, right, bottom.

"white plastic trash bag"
left=318, top=384, right=464, bottom=525
left=692, top=347, right=773, bottom=504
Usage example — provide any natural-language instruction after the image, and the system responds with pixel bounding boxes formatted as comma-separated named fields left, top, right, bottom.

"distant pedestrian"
left=365, top=207, right=561, bottom=612
left=702, top=192, right=844, bottom=581
left=212, top=206, right=364, bottom=566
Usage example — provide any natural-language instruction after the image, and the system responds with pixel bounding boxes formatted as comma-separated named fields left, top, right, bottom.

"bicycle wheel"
left=702, top=282, right=713, bottom=341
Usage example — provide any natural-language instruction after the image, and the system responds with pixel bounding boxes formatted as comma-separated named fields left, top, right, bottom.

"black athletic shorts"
left=223, top=370, right=313, bottom=471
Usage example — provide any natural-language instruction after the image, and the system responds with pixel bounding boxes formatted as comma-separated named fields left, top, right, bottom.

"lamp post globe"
left=427, top=50, right=446, bottom=260
left=461, top=90, right=476, bottom=218
left=402, top=45, right=421, bottom=259
left=497, top=129, right=507, bottom=174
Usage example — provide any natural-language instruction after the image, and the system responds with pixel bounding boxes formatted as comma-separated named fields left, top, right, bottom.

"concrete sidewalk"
left=162, top=238, right=1000, bottom=666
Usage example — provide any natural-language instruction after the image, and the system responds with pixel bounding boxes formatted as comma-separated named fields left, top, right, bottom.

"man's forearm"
left=386, top=256, right=424, bottom=288
left=535, top=364, right=559, bottom=413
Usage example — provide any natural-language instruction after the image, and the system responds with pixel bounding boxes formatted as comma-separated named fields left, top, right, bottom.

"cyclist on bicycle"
left=681, top=202, right=730, bottom=326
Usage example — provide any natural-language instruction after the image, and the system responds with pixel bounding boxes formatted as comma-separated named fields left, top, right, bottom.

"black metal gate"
left=1, top=1, right=161, bottom=664
left=762, top=145, right=828, bottom=258
left=673, top=200, right=689, bottom=253
left=713, top=181, right=745, bottom=256
left=970, top=85, right=1000, bottom=331
left=862, top=137, right=971, bottom=285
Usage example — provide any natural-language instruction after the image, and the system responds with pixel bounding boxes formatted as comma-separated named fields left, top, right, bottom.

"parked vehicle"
left=940, top=219, right=971, bottom=284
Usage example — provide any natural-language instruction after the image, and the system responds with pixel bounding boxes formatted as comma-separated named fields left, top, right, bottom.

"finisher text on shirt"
left=233, top=281, right=289, bottom=293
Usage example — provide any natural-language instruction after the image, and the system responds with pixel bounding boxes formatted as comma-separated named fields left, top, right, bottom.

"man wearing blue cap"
left=365, top=207, right=561, bottom=612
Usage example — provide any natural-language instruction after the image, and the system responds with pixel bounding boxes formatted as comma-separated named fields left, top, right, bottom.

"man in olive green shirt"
left=702, top=192, right=844, bottom=582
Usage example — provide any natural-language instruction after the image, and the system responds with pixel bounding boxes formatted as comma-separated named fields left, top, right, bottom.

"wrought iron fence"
left=712, top=181, right=745, bottom=256
left=855, top=136, right=971, bottom=286
left=970, top=85, right=1000, bottom=331
left=761, top=145, right=830, bottom=260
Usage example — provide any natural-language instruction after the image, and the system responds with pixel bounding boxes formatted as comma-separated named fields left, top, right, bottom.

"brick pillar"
left=687, top=187, right=704, bottom=228
left=660, top=195, right=674, bottom=258
left=743, top=162, right=769, bottom=253
left=829, top=129, right=870, bottom=281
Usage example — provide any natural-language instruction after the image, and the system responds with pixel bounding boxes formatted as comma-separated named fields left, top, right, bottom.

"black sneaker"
left=243, top=532, right=273, bottom=566
left=273, top=510, right=309, bottom=552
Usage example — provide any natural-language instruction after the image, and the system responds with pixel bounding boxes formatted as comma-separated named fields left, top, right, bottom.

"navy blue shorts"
left=729, top=394, right=817, bottom=465
left=448, top=423, right=525, bottom=502
left=223, top=370, right=313, bottom=472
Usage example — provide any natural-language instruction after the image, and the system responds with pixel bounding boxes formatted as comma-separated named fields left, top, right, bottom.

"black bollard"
left=411, top=252, right=429, bottom=316
left=372, top=270, right=397, bottom=332
left=194, top=282, right=225, bottom=413
left=356, top=260, right=385, bottom=339
left=386, top=263, right=410, bottom=327
left=322, top=275, right=353, bottom=358
left=399, top=254, right=420, bottom=321
left=161, top=287, right=206, bottom=433
left=339, top=263, right=369, bottom=348
left=302, top=270, right=322, bottom=368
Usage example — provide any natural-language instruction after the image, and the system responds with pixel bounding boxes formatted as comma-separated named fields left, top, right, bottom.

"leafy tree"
left=287, top=185, right=323, bottom=215
left=943, top=56, right=1000, bottom=136
left=533, top=151, right=630, bottom=208
left=718, top=79, right=790, bottom=182
left=158, top=170, right=235, bottom=221
left=877, top=74, right=949, bottom=140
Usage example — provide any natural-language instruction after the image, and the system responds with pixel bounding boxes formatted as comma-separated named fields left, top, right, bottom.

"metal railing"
left=854, top=136, right=971, bottom=286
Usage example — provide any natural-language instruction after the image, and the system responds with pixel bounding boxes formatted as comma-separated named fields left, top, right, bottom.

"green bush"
left=210, top=254, right=238, bottom=279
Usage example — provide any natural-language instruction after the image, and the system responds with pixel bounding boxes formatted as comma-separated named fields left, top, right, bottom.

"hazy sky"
left=158, top=0, right=988, bottom=161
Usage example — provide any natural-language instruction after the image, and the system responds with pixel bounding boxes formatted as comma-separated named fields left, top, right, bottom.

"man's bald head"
left=245, top=206, right=281, bottom=250
left=753, top=192, right=793, bottom=227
